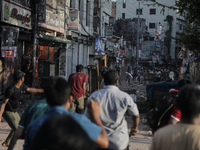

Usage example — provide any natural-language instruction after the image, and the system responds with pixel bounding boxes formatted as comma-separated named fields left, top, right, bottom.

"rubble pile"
left=119, top=81, right=152, bottom=113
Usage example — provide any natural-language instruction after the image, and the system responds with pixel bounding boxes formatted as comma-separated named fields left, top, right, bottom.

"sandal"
left=2, top=141, right=10, bottom=147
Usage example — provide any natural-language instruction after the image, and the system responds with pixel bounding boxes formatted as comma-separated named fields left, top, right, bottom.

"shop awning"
left=38, top=34, right=76, bottom=45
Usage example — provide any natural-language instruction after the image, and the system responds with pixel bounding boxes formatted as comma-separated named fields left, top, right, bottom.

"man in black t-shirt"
left=0, top=70, right=44, bottom=150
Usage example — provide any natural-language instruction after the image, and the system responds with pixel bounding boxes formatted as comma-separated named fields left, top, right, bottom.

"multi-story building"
left=116, top=0, right=187, bottom=61
left=65, top=0, right=95, bottom=79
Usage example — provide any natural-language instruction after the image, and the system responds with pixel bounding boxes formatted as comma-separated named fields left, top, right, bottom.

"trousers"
left=3, top=111, right=20, bottom=150
left=71, top=96, right=84, bottom=114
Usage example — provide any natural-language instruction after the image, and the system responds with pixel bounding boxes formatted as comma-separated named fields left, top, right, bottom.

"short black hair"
left=14, top=70, right=26, bottom=83
left=30, top=115, right=96, bottom=150
left=104, top=70, right=119, bottom=85
left=44, top=77, right=71, bottom=106
left=76, top=65, right=84, bottom=72
left=177, top=79, right=192, bottom=89
left=178, top=84, right=200, bottom=120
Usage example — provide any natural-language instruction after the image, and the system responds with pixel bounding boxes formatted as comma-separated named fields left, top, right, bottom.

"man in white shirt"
left=85, top=70, right=140, bottom=150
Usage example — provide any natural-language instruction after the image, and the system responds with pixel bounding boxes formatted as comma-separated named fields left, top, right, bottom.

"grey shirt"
left=85, top=85, right=139, bottom=150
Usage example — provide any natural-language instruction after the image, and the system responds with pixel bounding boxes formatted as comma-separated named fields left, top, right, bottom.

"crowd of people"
left=0, top=64, right=200, bottom=150
left=127, top=66, right=181, bottom=84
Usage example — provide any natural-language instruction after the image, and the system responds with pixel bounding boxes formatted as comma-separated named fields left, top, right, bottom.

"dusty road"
left=0, top=113, right=152, bottom=150
left=0, top=78, right=152, bottom=150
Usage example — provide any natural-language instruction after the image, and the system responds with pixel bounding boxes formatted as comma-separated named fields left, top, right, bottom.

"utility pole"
left=136, top=2, right=140, bottom=67
left=32, top=1, right=38, bottom=100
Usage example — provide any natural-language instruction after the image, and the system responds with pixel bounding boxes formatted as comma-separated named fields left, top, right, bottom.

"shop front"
left=0, top=0, right=32, bottom=96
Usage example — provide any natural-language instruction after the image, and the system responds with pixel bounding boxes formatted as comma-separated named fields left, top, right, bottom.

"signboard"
left=46, top=10, right=60, bottom=28
left=69, top=10, right=79, bottom=30
left=1, top=26, right=19, bottom=57
left=107, top=41, right=114, bottom=51
left=38, top=0, right=46, bottom=23
left=39, top=10, right=64, bottom=33
left=1, top=0, right=32, bottom=29
left=59, top=9, right=65, bottom=33
left=107, top=26, right=113, bottom=39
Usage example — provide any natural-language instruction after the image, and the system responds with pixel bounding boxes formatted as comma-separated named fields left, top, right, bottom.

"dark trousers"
left=96, top=145, right=129, bottom=150
left=3, top=111, right=20, bottom=150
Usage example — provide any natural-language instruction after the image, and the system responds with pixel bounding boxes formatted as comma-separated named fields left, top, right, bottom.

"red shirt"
left=68, top=72, right=87, bottom=99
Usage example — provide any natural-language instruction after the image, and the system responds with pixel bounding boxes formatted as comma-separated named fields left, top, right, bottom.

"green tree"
left=176, top=0, right=200, bottom=51
left=151, top=0, right=200, bottom=51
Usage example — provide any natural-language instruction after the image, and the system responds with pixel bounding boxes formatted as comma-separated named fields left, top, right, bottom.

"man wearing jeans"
left=68, top=65, right=87, bottom=114
left=0, top=70, right=43, bottom=150
left=85, top=70, right=140, bottom=150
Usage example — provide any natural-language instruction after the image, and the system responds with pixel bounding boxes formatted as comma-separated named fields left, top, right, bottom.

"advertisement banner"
left=107, top=26, right=113, bottom=39
left=2, top=0, right=32, bottom=29
left=155, top=26, right=162, bottom=40
left=107, top=41, right=114, bottom=51
left=95, top=37, right=102, bottom=52
left=69, top=10, right=79, bottom=30
left=177, top=45, right=185, bottom=59
left=1, top=26, right=19, bottom=57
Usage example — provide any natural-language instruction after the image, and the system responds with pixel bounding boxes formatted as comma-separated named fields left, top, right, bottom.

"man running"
left=0, top=70, right=43, bottom=149
left=68, top=65, right=87, bottom=114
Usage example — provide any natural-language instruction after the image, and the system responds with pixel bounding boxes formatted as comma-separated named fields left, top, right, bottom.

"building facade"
left=116, top=0, right=186, bottom=61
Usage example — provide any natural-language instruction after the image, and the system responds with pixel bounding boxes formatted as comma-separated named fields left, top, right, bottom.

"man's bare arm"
left=83, top=83, right=86, bottom=98
left=0, top=99, right=9, bottom=122
left=130, top=115, right=140, bottom=136
left=88, top=100, right=109, bottom=148
left=26, top=88, right=43, bottom=93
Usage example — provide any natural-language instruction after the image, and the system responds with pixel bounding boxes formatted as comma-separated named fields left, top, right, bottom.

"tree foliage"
left=151, top=0, right=200, bottom=52
left=176, top=0, right=200, bottom=51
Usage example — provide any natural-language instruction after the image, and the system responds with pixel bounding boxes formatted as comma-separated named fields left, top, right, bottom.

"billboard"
left=38, top=0, right=46, bottom=23
left=1, top=0, right=32, bottom=29
left=69, top=10, right=79, bottom=30
left=1, top=26, right=19, bottom=57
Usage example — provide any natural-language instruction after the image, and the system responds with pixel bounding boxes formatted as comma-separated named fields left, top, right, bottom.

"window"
left=136, top=9, right=142, bottom=15
left=123, top=0, right=126, bottom=8
left=179, top=25, right=182, bottom=30
left=149, top=23, right=155, bottom=29
left=150, top=9, right=156, bottom=15
left=122, top=13, right=125, bottom=19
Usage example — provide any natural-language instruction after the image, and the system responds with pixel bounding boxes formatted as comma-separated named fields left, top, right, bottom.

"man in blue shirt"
left=24, top=77, right=108, bottom=150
